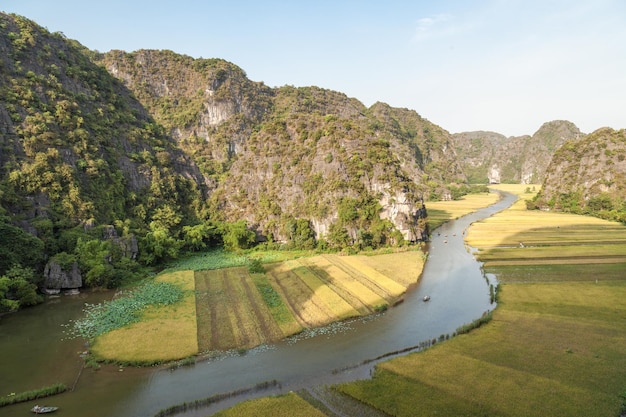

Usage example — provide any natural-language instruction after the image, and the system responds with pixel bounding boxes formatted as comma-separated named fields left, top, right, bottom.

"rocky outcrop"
left=43, top=261, right=82, bottom=292
left=379, top=190, right=428, bottom=242
left=536, top=127, right=626, bottom=213
left=102, top=225, right=139, bottom=259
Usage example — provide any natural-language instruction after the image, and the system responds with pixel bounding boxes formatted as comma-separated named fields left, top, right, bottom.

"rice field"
left=466, top=184, right=626, bottom=276
left=426, top=190, right=501, bottom=230
left=194, top=252, right=425, bottom=352
left=91, top=249, right=425, bottom=361
left=214, top=185, right=626, bottom=416
left=211, top=392, right=328, bottom=417
left=91, top=270, right=198, bottom=363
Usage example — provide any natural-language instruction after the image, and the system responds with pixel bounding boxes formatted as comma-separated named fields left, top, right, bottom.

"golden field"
left=215, top=186, right=626, bottom=416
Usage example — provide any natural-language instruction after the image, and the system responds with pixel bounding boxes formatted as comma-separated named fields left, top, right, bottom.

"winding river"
left=0, top=191, right=517, bottom=417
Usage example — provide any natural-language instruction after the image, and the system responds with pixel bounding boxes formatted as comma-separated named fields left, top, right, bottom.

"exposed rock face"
left=98, top=50, right=468, bottom=243
left=102, top=225, right=139, bottom=259
left=379, top=190, right=428, bottom=242
left=43, top=261, right=82, bottom=290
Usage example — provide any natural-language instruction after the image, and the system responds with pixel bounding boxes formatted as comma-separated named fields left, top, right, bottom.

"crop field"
left=465, top=185, right=626, bottom=285
left=212, top=392, right=327, bottom=417
left=193, top=251, right=425, bottom=353
left=214, top=185, right=626, bottom=416
left=332, top=185, right=626, bottom=417
left=426, top=190, right=500, bottom=230
left=91, top=270, right=198, bottom=363
left=91, top=250, right=425, bottom=361
left=336, top=279, right=626, bottom=417
left=195, top=267, right=286, bottom=352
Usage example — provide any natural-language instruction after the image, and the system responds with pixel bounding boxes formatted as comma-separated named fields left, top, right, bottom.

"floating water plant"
left=70, top=280, right=184, bottom=340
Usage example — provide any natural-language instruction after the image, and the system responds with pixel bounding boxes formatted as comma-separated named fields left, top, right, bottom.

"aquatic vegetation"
left=0, top=383, right=66, bottom=407
left=70, top=280, right=184, bottom=339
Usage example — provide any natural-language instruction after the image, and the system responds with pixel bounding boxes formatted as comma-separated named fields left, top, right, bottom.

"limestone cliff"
left=98, top=50, right=467, bottom=243
left=452, top=121, right=583, bottom=184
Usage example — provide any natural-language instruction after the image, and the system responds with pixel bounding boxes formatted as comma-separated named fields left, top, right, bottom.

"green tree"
left=182, top=222, right=219, bottom=251
left=140, top=227, right=182, bottom=265
left=222, top=221, right=256, bottom=251
left=75, top=239, right=114, bottom=287
left=0, top=220, right=45, bottom=275
left=286, top=218, right=316, bottom=249
left=0, top=265, right=43, bottom=312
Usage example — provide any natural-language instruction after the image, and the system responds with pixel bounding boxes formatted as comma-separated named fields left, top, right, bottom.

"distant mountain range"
left=451, top=120, right=583, bottom=184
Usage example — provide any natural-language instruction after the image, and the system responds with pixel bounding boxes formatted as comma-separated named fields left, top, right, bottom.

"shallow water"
left=0, top=191, right=517, bottom=417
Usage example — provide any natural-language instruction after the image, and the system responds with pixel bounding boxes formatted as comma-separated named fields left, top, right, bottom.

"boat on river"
left=423, top=295, right=431, bottom=302
left=31, top=405, right=58, bottom=414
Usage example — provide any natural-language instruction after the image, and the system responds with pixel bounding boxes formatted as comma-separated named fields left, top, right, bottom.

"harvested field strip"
left=196, top=268, right=287, bottom=351
left=251, top=274, right=302, bottom=337
left=289, top=260, right=361, bottom=321
left=206, top=270, right=238, bottom=350
left=194, top=274, right=212, bottom=351
left=329, top=255, right=407, bottom=299
left=294, top=259, right=371, bottom=315
left=223, top=270, right=269, bottom=349
left=303, top=256, right=387, bottom=309
left=265, top=262, right=334, bottom=328
left=237, top=273, right=285, bottom=343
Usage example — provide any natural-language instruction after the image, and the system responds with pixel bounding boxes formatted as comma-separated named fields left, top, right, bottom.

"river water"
left=0, top=191, right=516, bottom=417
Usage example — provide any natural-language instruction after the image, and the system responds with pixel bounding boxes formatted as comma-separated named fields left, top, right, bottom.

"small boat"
left=423, top=295, right=431, bottom=302
left=31, top=405, right=58, bottom=414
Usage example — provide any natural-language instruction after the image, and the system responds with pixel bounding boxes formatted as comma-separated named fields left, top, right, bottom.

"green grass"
left=211, top=392, right=328, bottom=417
left=165, top=248, right=317, bottom=272
left=336, top=278, right=626, bottom=417
left=0, top=383, right=67, bottom=407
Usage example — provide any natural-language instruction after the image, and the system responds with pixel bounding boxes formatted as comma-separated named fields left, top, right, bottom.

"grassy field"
left=213, top=185, right=626, bottom=416
left=426, top=190, right=501, bottom=230
left=91, top=250, right=427, bottom=360
left=91, top=270, right=198, bottom=363
left=212, top=392, right=328, bottom=417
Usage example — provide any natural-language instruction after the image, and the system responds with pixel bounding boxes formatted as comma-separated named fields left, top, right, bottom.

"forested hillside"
left=0, top=13, right=467, bottom=310
left=530, top=127, right=626, bottom=223
left=0, top=13, right=216, bottom=310
left=97, top=49, right=467, bottom=243
left=452, top=120, right=583, bottom=183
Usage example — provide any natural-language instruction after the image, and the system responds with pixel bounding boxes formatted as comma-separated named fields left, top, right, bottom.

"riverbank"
left=87, top=191, right=500, bottom=364
left=213, top=185, right=626, bottom=416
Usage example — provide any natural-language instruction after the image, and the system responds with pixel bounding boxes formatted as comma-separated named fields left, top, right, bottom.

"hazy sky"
left=3, top=0, right=625, bottom=136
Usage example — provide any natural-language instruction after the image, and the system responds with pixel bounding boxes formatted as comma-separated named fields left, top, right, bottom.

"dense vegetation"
left=0, top=13, right=215, bottom=311
left=530, top=128, right=626, bottom=223
left=0, top=12, right=470, bottom=312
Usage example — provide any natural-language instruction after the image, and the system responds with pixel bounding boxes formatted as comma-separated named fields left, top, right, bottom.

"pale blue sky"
left=3, top=0, right=625, bottom=136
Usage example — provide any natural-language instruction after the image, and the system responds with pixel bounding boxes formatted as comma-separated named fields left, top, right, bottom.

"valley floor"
left=211, top=185, right=626, bottom=417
